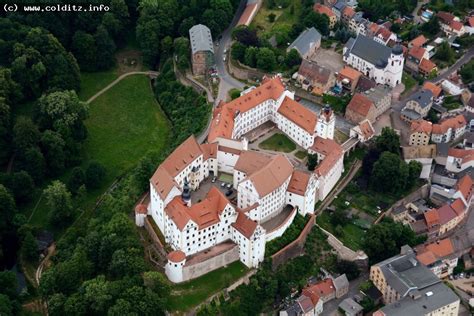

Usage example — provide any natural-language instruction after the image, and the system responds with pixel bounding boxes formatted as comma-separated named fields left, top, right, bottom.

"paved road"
left=86, top=71, right=159, bottom=104
left=412, top=0, right=430, bottom=25
left=429, top=47, right=474, bottom=84
left=214, top=0, right=247, bottom=103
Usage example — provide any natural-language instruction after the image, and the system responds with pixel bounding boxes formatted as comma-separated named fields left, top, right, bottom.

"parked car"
left=211, top=176, right=217, bottom=183
left=226, top=183, right=232, bottom=189
left=221, top=182, right=226, bottom=187
left=225, top=190, right=232, bottom=197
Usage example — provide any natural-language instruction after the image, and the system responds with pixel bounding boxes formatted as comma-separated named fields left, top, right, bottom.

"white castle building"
left=137, top=76, right=344, bottom=283
left=343, top=34, right=404, bottom=88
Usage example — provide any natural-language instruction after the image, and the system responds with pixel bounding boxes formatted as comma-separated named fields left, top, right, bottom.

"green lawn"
left=25, top=75, right=170, bottom=230
left=316, top=211, right=366, bottom=251
left=168, top=261, right=248, bottom=312
left=402, top=72, right=417, bottom=93
left=78, top=68, right=119, bottom=101
left=295, top=150, right=307, bottom=159
left=251, top=0, right=302, bottom=37
left=259, top=133, right=296, bottom=152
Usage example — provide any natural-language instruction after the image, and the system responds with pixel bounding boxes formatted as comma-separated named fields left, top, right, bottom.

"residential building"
left=446, top=147, right=474, bottom=172
left=339, top=298, right=363, bottom=316
left=370, top=246, right=460, bottom=316
left=401, top=89, right=433, bottom=122
left=314, top=4, right=337, bottom=29
left=408, top=35, right=428, bottom=49
left=295, top=59, right=335, bottom=95
left=237, top=0, right=262, bottom=26
left=409, top=120, right=432, bottom=146
left=345, top=86, right=392, bottom=124
left=189, top=24, right=214, bottom=76
left=343, top=35, right=404, bottom=87
left=437, top=11, right=466, bottom=36
left=431, top=114, right=467, bottom=143
left=422, top=82, right=442, bottom=100
left=288, top=27, right=321, bottom=58
left=416, top=238, right=458, bottom=278
left=349, top=119, right=375, bottom=143
left=336, top=66, right=362, bottom=93
left=374, top=26, right=397, bottom=46
left=332, top=274, right=349, bottom=298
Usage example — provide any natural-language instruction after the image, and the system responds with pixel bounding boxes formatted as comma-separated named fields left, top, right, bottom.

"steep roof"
left=409, top=35, right=428, bottom=48
left=346, top=93, right=374, bottom=117
left=310, top=137, right=343, bottom=177
left=247, top=155, right=293, bottom=197
left=313, top=4, right=335, bottom=18
left=287, top=170, right=311, bottom=195
left=165, top=186, right=230, bottom=231
left=234, top=151, right=272, bottom=175
left=410, top=119, right=432, bottom=134
left=437, top=11, right=455, bottom=24
left=424, top=209, right=440, bottom=228
left=208, top=77, right=286, bottom=141
left=201, top=143, right=217, bottom=160
left=297, top=295, right=315, bottom=313
left=288, top=27, right=322, bottom=56
left=409, top=46, right=426, bottom=60
left=448, top=148, right=474, bottom=164
left=407, top=89, right=433, bottom=108
left=338, top=66, right=362, bottom=82
left=344, top=34, right=392, bottom=66
left=304, top=279, right=335, bottom=298
left=277, top=96, right=318, bottom=133
left=298, top=59, right=333, bottom=85
left=450, top=198, right=466, bottom=216
left=437, top=204, right=457, bottom=225
left=456, top=175, right=473, bottom=201
left=422, top=82, right=442, bottom=98
left=419, top=58, right=437, bottom=74
left=189, top=24, right=214, bottom=54
left=432, top=114, right=467, bottom=134
left=231, top=211, right=258, bottom=238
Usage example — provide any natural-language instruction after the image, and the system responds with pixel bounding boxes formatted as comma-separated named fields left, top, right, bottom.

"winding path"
left=85, top=71, right=159, bottom=104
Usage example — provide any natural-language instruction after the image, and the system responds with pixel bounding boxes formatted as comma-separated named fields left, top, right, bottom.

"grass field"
left=316, top=211, right=366, bottom=251
left=168, top=261, right=248, bottom=312
left=402, top=72, right=417, bottom=94
left=295, top=150, right=307, bottom=159
left=78, top=68, right=119, bottom=101
left=251, top=0, right=302, bottom=37
left=25, top=75, right=170, bottom=230
left=259, top=133, right=296, bottom=152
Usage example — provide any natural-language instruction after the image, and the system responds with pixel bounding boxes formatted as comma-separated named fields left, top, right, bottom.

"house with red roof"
left=416, top=238, right=458, bottom=278
left=437, top=11, right=466, bottom=36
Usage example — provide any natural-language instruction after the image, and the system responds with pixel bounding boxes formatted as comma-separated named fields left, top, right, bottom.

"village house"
left=431, top=114, right=467, bottom=143
left=345, top=86, right=392, bottom=124
left=314, top=4, right=337, bottom=29
left=295, top=59, right=335, bottom=96
left=409, top=119, right=433, bottom=146
left=401, top=89, right=433, bottom=122
left=336, top=66, right=362, bottom=93
left=415, top=238, right=458, bottom=279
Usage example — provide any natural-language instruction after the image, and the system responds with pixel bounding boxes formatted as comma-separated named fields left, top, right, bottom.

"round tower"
left=165, top=250, right=186, bottom=283
left=388, top=44, right=404, bottom=86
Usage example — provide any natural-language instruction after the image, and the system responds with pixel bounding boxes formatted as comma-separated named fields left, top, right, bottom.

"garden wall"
left=228, top=59, right=265, bottom=82
left=271, top=214, right=315, bottom=271
left=265, top=208, right=297, bottom=242
left=181, top=245, right=240, bottom=282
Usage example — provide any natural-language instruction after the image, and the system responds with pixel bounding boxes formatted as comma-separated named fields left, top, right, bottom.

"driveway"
left=309, top=48, right=344, bottom=73
left=214, top=0, right=247, bottom=103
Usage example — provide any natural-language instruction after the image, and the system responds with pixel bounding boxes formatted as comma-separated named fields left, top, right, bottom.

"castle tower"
left=317, top=104, right=336, bottom=140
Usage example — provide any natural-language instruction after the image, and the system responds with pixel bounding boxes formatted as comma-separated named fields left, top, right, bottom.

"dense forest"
left=0, top=0, right=239, bottom=314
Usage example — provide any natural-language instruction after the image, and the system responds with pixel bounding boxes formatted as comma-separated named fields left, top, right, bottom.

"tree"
left=94, top=25, right=116, bottom=70
left=374, top=127, right=400, bottom=154
left=13, top=117, right=40, bottom=154
left=0, top=185, right=16, bottom=236
left=303, top=11, right=329, bottom=36
left=436, top=41, right=455, bottom=64
left=335, top=260, right=360, bottom=281
left=256, top=48, right=276, bottom=71
left=0, top=99, right=11, bottom=164
left=231, top=42, right=247, bottom=63
left=17, top=147, right=45, bottom=182
left=229, top=88, right=241, bottom=100
left=307, top=154, right=318, bottom=171
left=44, top=181, right=74, bottom=225
left=363, top=218, right=418, bottom=264
left=268, top=13, right=276, bottom=22
left=67, top=167, right=86, bottom=195
left=460, top=59, right=474, bottom=84
left=407, top=160, right=422, bottom=188
left=40, top=130, right=66, bottom=175
left=1, top=171, right=35, bottom=204
left=85, top=161, right=106, bottom=190
left=21, top=230, right=38, bottom=262
left=244, top=47, right=258, bottom=68
left=330, top=208, right=348, bottom=227
left=420, top=16, right=440, bottom=36
left=37, top=90, right=88, bottom=142
left=71, top=31, right=97, bottom=72
left=371, top=152, right=408, bottom=194
left=285, top=49, right=301, bottom=68
left=0, top=294, right=13, bottom=316
left=232, top=26, right=260, bottom=47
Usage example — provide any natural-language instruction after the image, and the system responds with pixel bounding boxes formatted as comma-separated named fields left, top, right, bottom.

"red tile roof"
left=304, top=279, right=335, bottom=299
left=456, top=175, right=473, bottom=201
left=469, top=16, right=474, bottom=27
left=448, top=148, right=474, bottom=164
left=419, top=58, right=437, bottom=74
left=409, top=46, right=426, bottom=60
left=231, top=211, right=257, bottom=238
left=313, top=4, right=335, bottom=18
left=422, top=82, right=442, bottom=98
left=358, top=120, right=375, bottom=140
left=432, top=114, right=467, bottom=134
left=338, top=66, right=362, bottom=83
left=450, top=198, right=466, bottom=216
left=287, top=170, right=311, bottom=195
left=277, top=96, right=318, bottom=133
left=437, top=11, right=455, bottom=24
left=310, top=137, right=343, bottom=177
left=424, top=209, right=440, bottom=228
left=417, top=238, right=455, bottom=265
left=410, top=119, right=433, bottom=134
left=342, top=6, right=355, bottom=19
left=437, top=204, right=457, bottom=225
left=201, top=143, right=217, bottom=160
left=346, top=93, right=374, bottom=117
left=234, top=150, right=272, bottom=175
left=409, top=35, right=428, bottom=48
left=450, top=20, right=464, bottom=31
left=167, top=250, right=186, bottom=262
left=247, top=154, right=294, bottom=197
left=135, top=204, right=147, bottom=215
left=297, top=295, right=315, bottom=313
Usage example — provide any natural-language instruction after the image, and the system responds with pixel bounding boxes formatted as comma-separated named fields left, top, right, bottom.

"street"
left=214, top=0, right=246, bottom=103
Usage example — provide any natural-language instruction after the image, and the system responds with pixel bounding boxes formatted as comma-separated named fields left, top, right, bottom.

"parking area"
left=308, top=48, right=344, bottom=73
left=191, top=173, right=237, bottom=204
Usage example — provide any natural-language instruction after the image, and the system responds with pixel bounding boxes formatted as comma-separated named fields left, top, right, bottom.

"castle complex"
left=136, top=76, right=344, bottom=283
